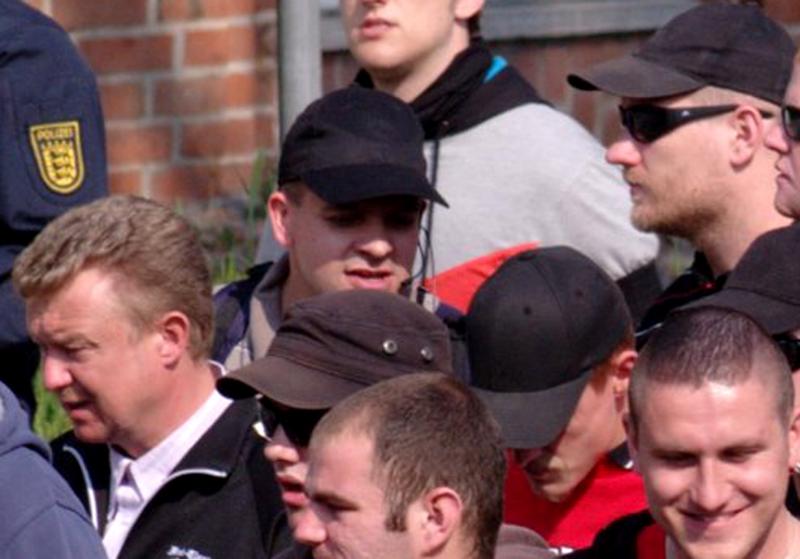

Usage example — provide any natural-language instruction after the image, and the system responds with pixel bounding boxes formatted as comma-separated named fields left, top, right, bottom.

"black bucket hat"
left=217, top=290, right=453, bottom=409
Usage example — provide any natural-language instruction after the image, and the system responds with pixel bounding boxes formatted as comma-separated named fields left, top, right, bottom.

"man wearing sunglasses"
left=217, top=289, right=457, bottom=534
left=568, top=2, right=795, bottom=341
left=218, top=289, right=552, bottom=559
left=765, top=53, right=800, bottom=219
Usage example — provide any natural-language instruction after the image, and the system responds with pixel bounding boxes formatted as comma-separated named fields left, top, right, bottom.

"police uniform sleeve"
left=0, top=2, right=108, bottom=412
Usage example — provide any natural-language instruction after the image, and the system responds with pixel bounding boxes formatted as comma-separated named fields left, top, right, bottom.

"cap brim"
left=217, top=355, right=370, bottom=409
left=683, top=289, right=800, bottom=336
left=567, top=54, right=704, bottom=99
left=472, top=368, right=592, bottom=449
left=302, top=164, right=448, bottom=207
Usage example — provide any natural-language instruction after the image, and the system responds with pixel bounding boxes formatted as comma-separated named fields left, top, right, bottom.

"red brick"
left=599, top=94, right=624, bottom=148
left=766, top=2, right=800, bottom=23
left=158, top=0, right=275, bottom=22
left=154, top=70, right=275, bottom=116
left=79, top=34, right=173, bottom=74
left=184, top=23, right=274, bottom=66
left=52, top=0, right=147, bottom=31
left=109, top=169, right=144, bottom=195
left=107, top=124, right=173, bottom=166
left=181, top=115, right=275, bottom=158
left=151, top=162, right=262, bottom=201
left=323, top=52, right=359, bottom=93
left=540, top=41, right=574, bottom=106
left=572, top=91, right=598, bottom=136
left=100, top=81, right=145, bottom=120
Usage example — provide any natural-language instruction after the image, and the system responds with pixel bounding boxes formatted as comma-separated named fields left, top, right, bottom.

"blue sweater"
left=0, top=382, right=106, bottom=558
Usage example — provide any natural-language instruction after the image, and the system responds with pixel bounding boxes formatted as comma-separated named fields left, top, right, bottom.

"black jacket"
left=52, top=398, right=290, bottom=558
left=566, top=511, right=657, bottom=559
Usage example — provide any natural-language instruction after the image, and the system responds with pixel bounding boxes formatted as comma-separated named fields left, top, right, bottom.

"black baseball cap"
left=278, top=88, right=447, bottom=206
left=683, top=223, right=800, bottom=336
left=467, top=247, right=632, bottom=449
left=567, top=3, right=795, bottom=104
left=217, top=290, right=453, bottom=408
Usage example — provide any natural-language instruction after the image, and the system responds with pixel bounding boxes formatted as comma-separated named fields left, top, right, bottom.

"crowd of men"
left=3, top=0, right=800, bottom=558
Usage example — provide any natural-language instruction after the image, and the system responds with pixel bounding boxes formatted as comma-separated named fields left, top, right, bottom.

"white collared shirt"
left=102, top=362, right=232, bottom=559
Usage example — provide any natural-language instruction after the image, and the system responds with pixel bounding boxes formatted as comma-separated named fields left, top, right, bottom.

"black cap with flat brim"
left=278, top=87, right=448, bottom=207
left=567, top=3, right=794, bottom=105
left=466, top=247, right=632, bottom=450
left=682, top=223, right=800, bottom=336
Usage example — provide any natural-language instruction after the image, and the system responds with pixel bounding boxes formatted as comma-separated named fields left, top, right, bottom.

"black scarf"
left=355, top=42, right=545, bottom=140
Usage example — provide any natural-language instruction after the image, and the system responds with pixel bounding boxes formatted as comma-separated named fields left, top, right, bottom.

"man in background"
left=569, top=2, right=795, bottom=337
left=467, top=247, right=642, bottom=553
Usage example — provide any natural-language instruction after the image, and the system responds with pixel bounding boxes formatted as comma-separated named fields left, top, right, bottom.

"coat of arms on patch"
left=29, top=120, right=85, bottom=194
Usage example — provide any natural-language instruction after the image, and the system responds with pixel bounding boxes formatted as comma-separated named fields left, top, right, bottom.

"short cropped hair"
left=629, top=306, right=793, bottom=429
left=312, top=373, right=505, bottom=559
left=13, top=195, right=213, bottom=359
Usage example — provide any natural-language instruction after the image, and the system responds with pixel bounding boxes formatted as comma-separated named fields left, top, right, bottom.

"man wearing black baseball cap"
left=212, top=88, right=459, bottom=374
left=466, top=247, right=641, bottom=553
left=218, top=289, right=551, bottom=558
left=568, top=1, right=795, bottom=340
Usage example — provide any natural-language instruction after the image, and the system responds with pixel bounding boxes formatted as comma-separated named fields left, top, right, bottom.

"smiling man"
left=568, top=2, right=795, bottom=338
left=570, top=306, right=800, bottom=559
left=13, top=196, right=285, bottom=559
left=212, top=87, right=459, bottom=374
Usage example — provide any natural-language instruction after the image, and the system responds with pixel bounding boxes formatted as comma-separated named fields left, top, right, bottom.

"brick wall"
left=28, top=0, right=277, bottom=204
left=23, top=0, right=800, bottom=206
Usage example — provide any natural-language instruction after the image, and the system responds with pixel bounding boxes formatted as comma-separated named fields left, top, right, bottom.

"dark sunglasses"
left=259, top=400, right=327, bottom=448
left=619, top=104, right=773, bottom=143
left=781, top=104, right=800, bottom=142
left=774, top=335, right=800, bottom=371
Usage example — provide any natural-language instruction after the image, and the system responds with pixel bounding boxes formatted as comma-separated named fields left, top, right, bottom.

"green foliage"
left=33, top=369, right=71, bottom=441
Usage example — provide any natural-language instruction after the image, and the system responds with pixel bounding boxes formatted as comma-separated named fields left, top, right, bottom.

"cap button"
left=420, top=346, right=434, bottom=362
left=382, top=339, right=398, bottom=356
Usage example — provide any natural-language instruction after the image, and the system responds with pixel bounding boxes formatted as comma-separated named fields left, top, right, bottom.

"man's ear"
left=609, top=348, right=637, bottom=410
left=408, top=487, right=463, bottom=556
left=729, top=105, right=768, bottom=168
left=454, top=0, right=485, bottom=21
left=787, top=406, right=800, bottom=471
left=268, top=190, right=293, bottom=249
left=155, top=311, right=191, bottom=368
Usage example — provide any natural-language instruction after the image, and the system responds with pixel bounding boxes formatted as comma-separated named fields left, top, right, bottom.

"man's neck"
left=698, top=214, right=789, bottom=277
left=369, top=36, right=470, bottom=102
left=118, top=360, right=218, bottom=458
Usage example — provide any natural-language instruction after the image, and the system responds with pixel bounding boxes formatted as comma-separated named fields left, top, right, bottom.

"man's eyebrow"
left=310, top=489, right=359, bottom=510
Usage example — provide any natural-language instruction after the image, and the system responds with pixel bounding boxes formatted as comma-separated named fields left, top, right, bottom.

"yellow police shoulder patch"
left=28, top=120, right=85, bottom=195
